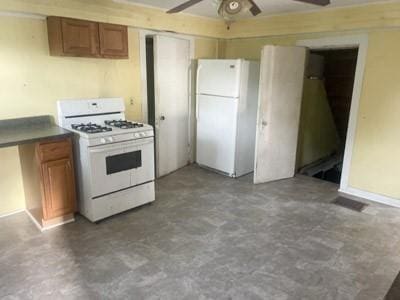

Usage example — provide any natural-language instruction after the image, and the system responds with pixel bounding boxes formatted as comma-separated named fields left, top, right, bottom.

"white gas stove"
left=57, top=98, right=155, bottom=222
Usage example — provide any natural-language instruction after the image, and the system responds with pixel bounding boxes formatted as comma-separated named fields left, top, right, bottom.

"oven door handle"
left=89, top=139, right=154, bottom=154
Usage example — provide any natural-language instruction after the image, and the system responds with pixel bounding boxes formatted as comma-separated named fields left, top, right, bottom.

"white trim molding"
left=0, top=208, right=25, bottom=219
left=340, top=187, right=400, bottom=208
left=0, top=11, right=45, bottom=20
left=25, top=210, right=75, bottom=232
left=25, top=209, right=43, bottom=231
left=296, top=35, right=383, bottom=197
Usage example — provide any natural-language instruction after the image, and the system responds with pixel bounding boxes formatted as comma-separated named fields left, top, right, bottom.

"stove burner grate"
left=71, top=123, right=112, bottom=134
left=105, top=120, right=144, bottom=129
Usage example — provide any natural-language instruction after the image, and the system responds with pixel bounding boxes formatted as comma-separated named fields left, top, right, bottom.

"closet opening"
left=297, top=48, right=358, bottom=184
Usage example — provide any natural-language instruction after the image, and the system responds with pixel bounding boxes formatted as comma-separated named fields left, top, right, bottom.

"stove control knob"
left=100, top=138, right=106, bottom=144
left=140, top=132, right=146, bottom=137
left=135, top=133, right=140, bottom=138
left=107, top=137, right=114, bottom=142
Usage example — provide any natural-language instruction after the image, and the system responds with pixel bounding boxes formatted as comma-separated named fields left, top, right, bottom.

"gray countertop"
left=0, top=116, right=72, bottom=148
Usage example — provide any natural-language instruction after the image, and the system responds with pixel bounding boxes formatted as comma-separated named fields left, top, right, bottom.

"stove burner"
left=71, top=123, right=112, bottom=134
left=105, top=120, right=144, bottom=129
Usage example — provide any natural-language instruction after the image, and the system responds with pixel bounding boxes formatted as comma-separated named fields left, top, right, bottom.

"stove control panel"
left=88, top=130, right=154, bottom=146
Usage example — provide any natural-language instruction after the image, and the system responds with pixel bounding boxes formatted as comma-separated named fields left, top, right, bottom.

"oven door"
left=89, top=137, right=154, bottom=198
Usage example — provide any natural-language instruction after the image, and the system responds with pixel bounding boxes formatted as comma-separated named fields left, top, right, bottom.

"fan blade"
left=167, top=0, right=205, bottom=13
left=293, top=0, right=330, bottom=6
left=248, top=0, right=262, bottom=16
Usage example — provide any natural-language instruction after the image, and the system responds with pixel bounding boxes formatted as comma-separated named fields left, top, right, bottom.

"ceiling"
left=115, top=0, right=394, bottom=19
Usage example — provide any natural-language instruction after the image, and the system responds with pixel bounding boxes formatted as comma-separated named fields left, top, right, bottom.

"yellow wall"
left=0, top=0, right=226, bottom=38
left=223, top=30, right=400, bottom=200
left=195, top=38, right=220, bottom=59
left=0, top=148, right=25, bottom=216
left=226, top=2, right=400, bottom=38
left=1, top=0, right=400, bottom=215
left=222, top=2, right=400, bottom=201
left=349, top=31, right=400, bottom=198
left=0, top=14, right=219, bottom=216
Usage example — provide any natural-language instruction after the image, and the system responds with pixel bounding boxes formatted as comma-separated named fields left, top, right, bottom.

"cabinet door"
left=61, top=18, right=100, bottom=57
left=42, top=158, right=76, bottom=220
left=99, top=23, right=128, bottom=58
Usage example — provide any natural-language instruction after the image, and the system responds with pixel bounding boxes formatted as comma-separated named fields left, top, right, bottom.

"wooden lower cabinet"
left=19, top=137, right=76, bottom=230
left=41, top=158, right=76, bottom=220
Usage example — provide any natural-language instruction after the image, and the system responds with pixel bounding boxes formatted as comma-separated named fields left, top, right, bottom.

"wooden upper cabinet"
left=47, top=16, right=128, bottom=59
left=99, top=23, right=129, bottom=58
left=61, top=18, right=100, bottom=57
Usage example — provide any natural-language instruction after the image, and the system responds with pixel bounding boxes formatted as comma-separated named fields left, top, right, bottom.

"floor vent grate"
left=332, top=196, right=368, bottom=212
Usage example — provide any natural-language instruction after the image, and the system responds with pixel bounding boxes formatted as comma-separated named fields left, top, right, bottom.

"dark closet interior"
left=299, top=48, right=358, bottom=184
left=146, top=36, right=156, bottom=128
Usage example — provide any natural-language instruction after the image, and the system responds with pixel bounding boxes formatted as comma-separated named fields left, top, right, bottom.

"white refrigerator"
left=196, top=59, right=260, bottom=177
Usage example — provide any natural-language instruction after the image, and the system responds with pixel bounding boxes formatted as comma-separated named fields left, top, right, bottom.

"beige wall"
left=0, top=15, right=219, bottom=216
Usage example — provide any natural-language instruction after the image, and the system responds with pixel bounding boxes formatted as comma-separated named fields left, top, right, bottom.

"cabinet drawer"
left=37, top=139, right=72, bottom=162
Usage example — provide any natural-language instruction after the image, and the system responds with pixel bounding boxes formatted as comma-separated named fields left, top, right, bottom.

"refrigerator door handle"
left=196, top=64, right=203, bottom=120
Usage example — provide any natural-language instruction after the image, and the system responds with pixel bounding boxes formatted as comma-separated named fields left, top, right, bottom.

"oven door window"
left=106, top=150, right=142, bottom=175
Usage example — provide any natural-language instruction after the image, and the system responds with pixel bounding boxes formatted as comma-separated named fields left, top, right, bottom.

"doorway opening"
left=145, top=36, right=157, bottom=175
left=145, top=36, right=156, bottom=129
left=297, top=48, right=358, bottom=184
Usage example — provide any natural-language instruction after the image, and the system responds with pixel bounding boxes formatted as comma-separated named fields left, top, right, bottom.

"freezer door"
left=196, top=94, right=238, bottom=175
left=197, top=59, right=242, bottom=98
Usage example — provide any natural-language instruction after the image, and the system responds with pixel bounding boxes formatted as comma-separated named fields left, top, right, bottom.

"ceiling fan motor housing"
left=224, top=0, right=242, bottom=14
left=218, top=0, right=252, bottom=19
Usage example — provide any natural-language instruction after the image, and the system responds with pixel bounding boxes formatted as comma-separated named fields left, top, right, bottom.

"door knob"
left=160, top=116, right=166, bottom=121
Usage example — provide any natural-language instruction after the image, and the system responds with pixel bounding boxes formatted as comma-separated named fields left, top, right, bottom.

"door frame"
left=139, top=30, right=195, bottom=171
left=296, top=34, right=368, bottom=194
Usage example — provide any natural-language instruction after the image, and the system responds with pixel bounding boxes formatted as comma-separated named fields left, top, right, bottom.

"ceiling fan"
left=167, top=0, right=330, bottom=20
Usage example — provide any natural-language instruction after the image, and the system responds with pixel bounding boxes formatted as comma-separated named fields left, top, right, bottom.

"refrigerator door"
left=196, top=94, right=238, bottom=176
left=197, top=59, right=242, bottom=98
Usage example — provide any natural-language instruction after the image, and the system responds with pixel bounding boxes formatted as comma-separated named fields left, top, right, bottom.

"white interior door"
left=154, top=35, right=191, bottom=177
left=254, top=46, right=307, bottom=184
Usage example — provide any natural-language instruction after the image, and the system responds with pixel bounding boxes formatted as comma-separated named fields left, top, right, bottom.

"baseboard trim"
left=25, top=210, right=75, bottom=232
left=0, top=208, right=25, bottom=219
left=339, top=187, right=400, bottom=208
left=41, top=215, right=75, bottom=232
left=25, top=209, right=44, bottom=231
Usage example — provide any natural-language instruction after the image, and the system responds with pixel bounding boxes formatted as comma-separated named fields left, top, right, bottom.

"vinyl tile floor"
left=1, top=165, right=400, bottom=300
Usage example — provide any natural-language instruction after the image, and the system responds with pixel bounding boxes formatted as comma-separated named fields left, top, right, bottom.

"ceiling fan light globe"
left=225, top=0, right=242, bottom=14
left=229, top=1, right=240, bottom=10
